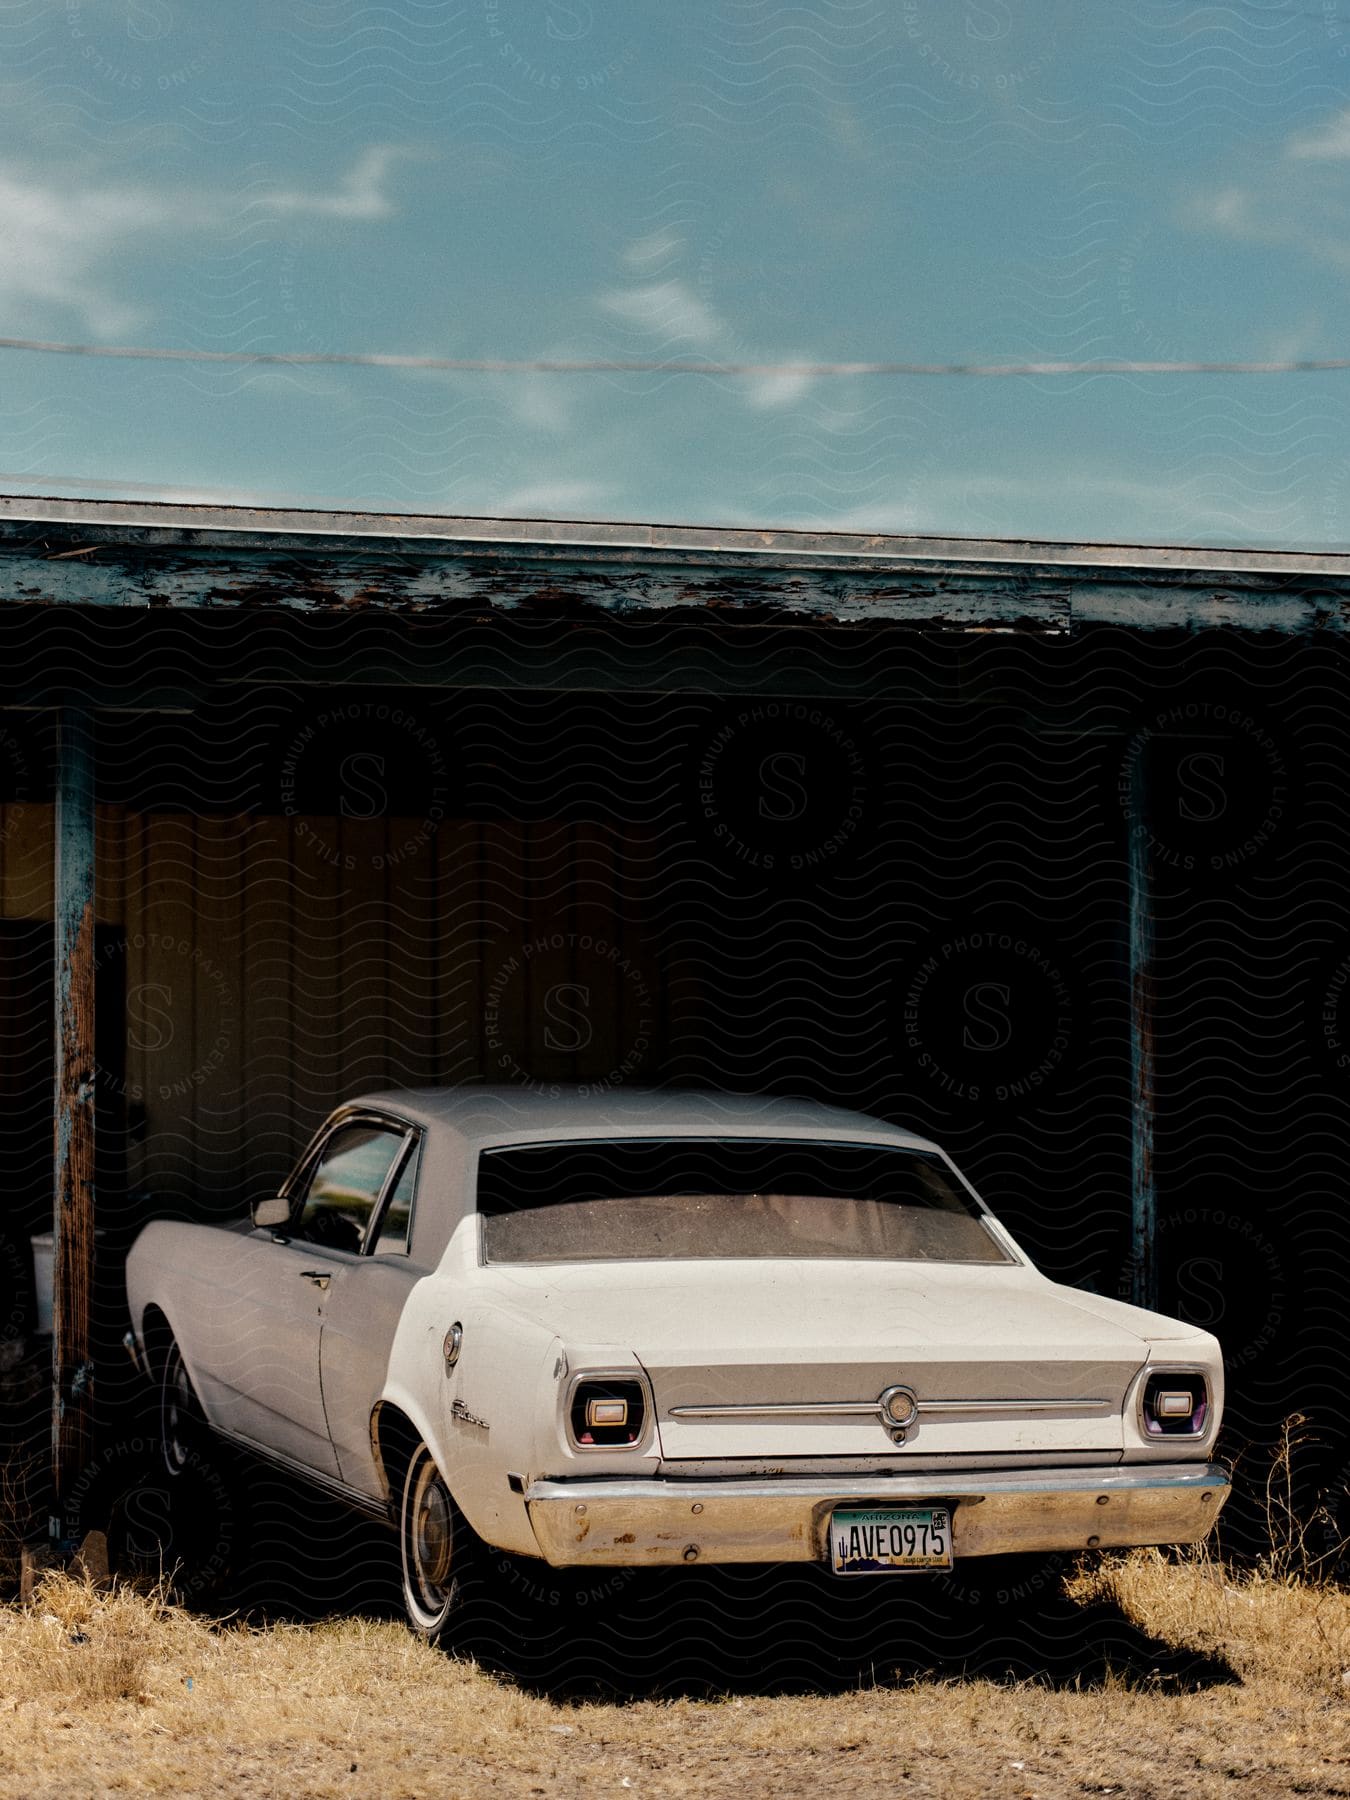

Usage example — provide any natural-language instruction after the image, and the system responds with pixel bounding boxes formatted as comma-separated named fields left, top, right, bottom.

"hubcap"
left=162, top=1354, right=194, bottom=1472
left=411, top=1460, right=454, bottom=1596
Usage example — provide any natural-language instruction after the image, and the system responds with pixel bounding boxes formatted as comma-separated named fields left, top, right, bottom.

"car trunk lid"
left=499, top=1261, right=1148, bottom=1460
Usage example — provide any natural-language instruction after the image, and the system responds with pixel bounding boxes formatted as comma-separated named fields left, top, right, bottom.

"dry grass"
left=0, top=1559, right=1347, bottom=1799
left=1070, top=1546, right=1350, bottom=1694
left=0, top=1454, right=40, bottom=1594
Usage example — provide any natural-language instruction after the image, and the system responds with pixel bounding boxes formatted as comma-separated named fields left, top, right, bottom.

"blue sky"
left=3, top=1, right=1350, bottom=545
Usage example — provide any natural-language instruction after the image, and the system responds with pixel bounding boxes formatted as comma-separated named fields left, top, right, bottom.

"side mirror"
left=252, top=1195, right=291, bottom=1231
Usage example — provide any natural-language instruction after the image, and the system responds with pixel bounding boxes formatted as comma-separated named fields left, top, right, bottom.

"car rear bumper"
left=524, top=1462, right=1229, bottom=1567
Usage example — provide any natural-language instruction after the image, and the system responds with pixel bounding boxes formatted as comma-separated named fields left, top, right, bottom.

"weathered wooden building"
left=1, top=494, right=1347, bottom=1547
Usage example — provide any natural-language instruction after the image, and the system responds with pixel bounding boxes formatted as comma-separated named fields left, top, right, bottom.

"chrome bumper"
left=525, top=1462, right=1229, bottom=1568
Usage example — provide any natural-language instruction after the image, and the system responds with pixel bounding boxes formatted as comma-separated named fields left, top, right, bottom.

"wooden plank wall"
left=0, top=803, right=655, bottom=1217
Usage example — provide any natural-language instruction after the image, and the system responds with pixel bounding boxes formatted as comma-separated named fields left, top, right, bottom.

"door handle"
left=298, top=1269, right=331, bottom=1289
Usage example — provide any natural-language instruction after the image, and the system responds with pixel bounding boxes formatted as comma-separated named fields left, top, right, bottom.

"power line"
left=0, top=334, right=1347, bottom=379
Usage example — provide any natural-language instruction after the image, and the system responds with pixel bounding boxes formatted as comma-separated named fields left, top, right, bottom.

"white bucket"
left=30, top=1232, right=53, bottom=1335
left=30, top=1229, right=107, bottom=1335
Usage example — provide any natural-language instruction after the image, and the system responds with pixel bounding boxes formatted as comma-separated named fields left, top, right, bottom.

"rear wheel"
left=399, top=1442, right=482, bottom=1641
left=92, top=1332, right=243, bottom=1605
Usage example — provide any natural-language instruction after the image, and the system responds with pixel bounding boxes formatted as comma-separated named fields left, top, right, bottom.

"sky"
left=3, top=1, right=1350, bottom=546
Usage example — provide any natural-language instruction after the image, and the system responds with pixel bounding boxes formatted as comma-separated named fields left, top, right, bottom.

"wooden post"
left=1128, top=735, right=1157, bottom=1310
left=52, top=703, right=96, bottom=1541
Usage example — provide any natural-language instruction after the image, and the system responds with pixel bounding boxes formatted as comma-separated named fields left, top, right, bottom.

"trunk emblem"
left=879, top=1385, right=919, bottom=1428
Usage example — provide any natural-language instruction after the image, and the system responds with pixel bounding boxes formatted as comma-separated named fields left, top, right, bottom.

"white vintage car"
left=124, top=1088, right=1229, bottom=1637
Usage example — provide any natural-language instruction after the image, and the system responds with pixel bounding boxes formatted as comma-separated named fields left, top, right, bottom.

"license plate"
left=829, top=1506, right=953, bottom=1574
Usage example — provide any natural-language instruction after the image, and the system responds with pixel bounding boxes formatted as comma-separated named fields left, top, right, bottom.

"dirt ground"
left=0, top=1553, right=1346, bottom=1799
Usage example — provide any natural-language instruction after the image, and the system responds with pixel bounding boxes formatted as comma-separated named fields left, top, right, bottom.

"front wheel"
left=399, top=1442, right=482, bottom=1642
left=159, top=1336, right=208, bottom=1480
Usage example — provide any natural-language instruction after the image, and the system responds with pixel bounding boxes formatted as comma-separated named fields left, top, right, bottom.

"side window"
left=371, top=1142, right=419, bottom=1255
left=295, top=1124, right=404, bottom=1255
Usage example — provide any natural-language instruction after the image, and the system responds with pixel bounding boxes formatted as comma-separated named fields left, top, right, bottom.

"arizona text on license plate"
left=829, top=1506, right=953, bottom=1573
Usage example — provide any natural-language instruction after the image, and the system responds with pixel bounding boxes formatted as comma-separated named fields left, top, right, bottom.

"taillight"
left=569, top=1376, right=648, bottom=1449
left=1141, top=1371, right=1209, bottom=1437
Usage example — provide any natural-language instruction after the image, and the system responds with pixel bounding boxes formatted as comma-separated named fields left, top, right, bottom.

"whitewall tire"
left=399, top=1442, right=479, bottom=1641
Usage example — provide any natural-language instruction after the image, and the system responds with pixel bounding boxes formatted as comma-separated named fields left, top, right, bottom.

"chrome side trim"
left=669, top=1402, right=888, bottom=1419
left=667, top=1396, right=1114, bottom=1421
left=923, top=1397, right=1114, bottom=1414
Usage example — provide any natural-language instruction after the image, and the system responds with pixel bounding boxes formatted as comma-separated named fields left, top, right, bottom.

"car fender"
left=381, top=1265, right=563, bottom=1557
left=125, top=1220, right=229, bottom=1422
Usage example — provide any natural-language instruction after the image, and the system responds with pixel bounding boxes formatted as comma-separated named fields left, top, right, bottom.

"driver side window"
left=293, top=1123, right=404, bottom=1255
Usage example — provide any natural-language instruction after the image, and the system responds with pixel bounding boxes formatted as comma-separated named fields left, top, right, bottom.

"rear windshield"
left=476, top=1137, right=1011, bottom=1265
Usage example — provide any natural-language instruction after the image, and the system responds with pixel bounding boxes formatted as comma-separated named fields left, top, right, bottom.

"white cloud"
left=1189, top=187, right=1350, bottom=275
left=1287, top=108, right=1350, bottom=161
left=0, top=148, right=413, bottom=338
left=809, top=471, right=1294, bottom=543
left=597, top=272, right=819, bottom=409
left=270, top=145, right=412, bottom=220
left=599, top=278, right=725, bottom=346
left=621, top=228, right=684, bottom=269
left=1264, top=317, right=1324, bottom=363
left=1184, top=109, right=1350, bottom=274
left=1190, top=185, right=1256, bottom=234
left=504, top=370, right=575, bottom=434
left=743, top=365, right=815, bottom=409
left=491, top=477, right=609, bottom=516
left=0, top=167, right=177, bottom=335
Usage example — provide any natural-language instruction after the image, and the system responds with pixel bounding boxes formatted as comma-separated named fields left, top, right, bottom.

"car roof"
left=353, top=1085, right=940, bottom=1155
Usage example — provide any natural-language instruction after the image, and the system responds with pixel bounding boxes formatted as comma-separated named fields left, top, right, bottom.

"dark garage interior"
left=0, top=499, right=1347, bottom=1679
